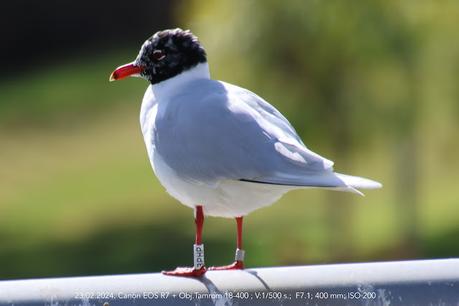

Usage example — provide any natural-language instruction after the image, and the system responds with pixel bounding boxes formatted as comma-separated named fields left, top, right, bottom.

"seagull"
left=110, top=28, right=382, bottom=277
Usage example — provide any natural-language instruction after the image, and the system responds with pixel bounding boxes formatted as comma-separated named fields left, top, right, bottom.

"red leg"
left=195, top=205, right=204, bottom=245
left=209, top=216, right=245, bottom=271
left=163, top=206, right=207, bottom=277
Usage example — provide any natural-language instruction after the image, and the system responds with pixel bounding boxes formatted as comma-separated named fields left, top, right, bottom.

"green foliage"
left=0, top=51, right=145, bottom=127
left=183, top=0, right=459, bottom=146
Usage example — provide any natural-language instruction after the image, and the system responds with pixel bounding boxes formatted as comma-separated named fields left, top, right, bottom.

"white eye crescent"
left=152, top=50, right=166, bottom=61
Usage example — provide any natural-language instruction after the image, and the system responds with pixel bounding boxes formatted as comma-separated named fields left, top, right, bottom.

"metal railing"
left=0, top=258, right=458, bottom=305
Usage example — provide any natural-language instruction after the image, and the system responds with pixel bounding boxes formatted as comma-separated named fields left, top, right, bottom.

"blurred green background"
left=1, top=0, right=458, bottom=279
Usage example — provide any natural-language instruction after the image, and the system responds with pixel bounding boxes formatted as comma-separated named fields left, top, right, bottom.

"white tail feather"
left=334, top=173, right=382, bottom=189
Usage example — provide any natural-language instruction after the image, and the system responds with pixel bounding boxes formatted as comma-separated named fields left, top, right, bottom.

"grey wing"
left=155, top=80, right=339, bottom=187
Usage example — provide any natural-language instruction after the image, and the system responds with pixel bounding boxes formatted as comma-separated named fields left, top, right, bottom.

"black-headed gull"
left=110, top=28, right=381, bottom=277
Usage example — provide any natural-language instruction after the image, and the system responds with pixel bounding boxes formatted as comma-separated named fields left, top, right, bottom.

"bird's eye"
left=152, top=50, right=166, bottom=61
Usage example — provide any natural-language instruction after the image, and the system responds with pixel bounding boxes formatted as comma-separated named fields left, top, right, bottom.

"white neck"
left=151, top=62, right=210, bottom=100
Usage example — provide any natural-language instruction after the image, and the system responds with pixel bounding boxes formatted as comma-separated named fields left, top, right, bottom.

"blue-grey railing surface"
left=0, top=258, right=458, bottom=306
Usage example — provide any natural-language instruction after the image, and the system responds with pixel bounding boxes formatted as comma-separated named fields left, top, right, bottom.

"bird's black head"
left=110, top=28, right=207, bottom=84
left=136, top=29, right=207, bottom=84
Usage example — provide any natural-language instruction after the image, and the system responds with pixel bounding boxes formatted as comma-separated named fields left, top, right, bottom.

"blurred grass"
left=0, top=50, right=458, bottom=279
left=0, top=51, right=145, bottom=127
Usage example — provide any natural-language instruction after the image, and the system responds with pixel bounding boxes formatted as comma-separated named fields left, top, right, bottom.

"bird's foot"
left=208, top=260, right=244, bottom=271
left=162, top=266, right=207, bottom=277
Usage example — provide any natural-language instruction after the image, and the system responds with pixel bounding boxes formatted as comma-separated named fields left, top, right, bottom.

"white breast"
left=151, top=150, right=291, bottom=218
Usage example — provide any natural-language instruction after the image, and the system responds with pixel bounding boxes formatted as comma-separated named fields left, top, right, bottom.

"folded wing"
left=154, top=79, right=381, bottom=191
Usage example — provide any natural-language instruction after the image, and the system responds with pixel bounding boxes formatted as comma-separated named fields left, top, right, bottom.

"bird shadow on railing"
left=245, top=270, right=272, bottom=291
left=195, top=269, right=272, bottom=306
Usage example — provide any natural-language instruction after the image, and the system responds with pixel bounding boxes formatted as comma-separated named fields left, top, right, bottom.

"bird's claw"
left=162, top=266, right=207, bottom=277
left=208, top=260, right=244, bottom=271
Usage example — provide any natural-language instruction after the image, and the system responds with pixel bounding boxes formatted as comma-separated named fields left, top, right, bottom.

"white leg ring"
left=235, top=248, right=245, bottom=261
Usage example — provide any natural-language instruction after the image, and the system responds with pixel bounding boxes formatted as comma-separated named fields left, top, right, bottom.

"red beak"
left=109, top=62, right=143, bottom=82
